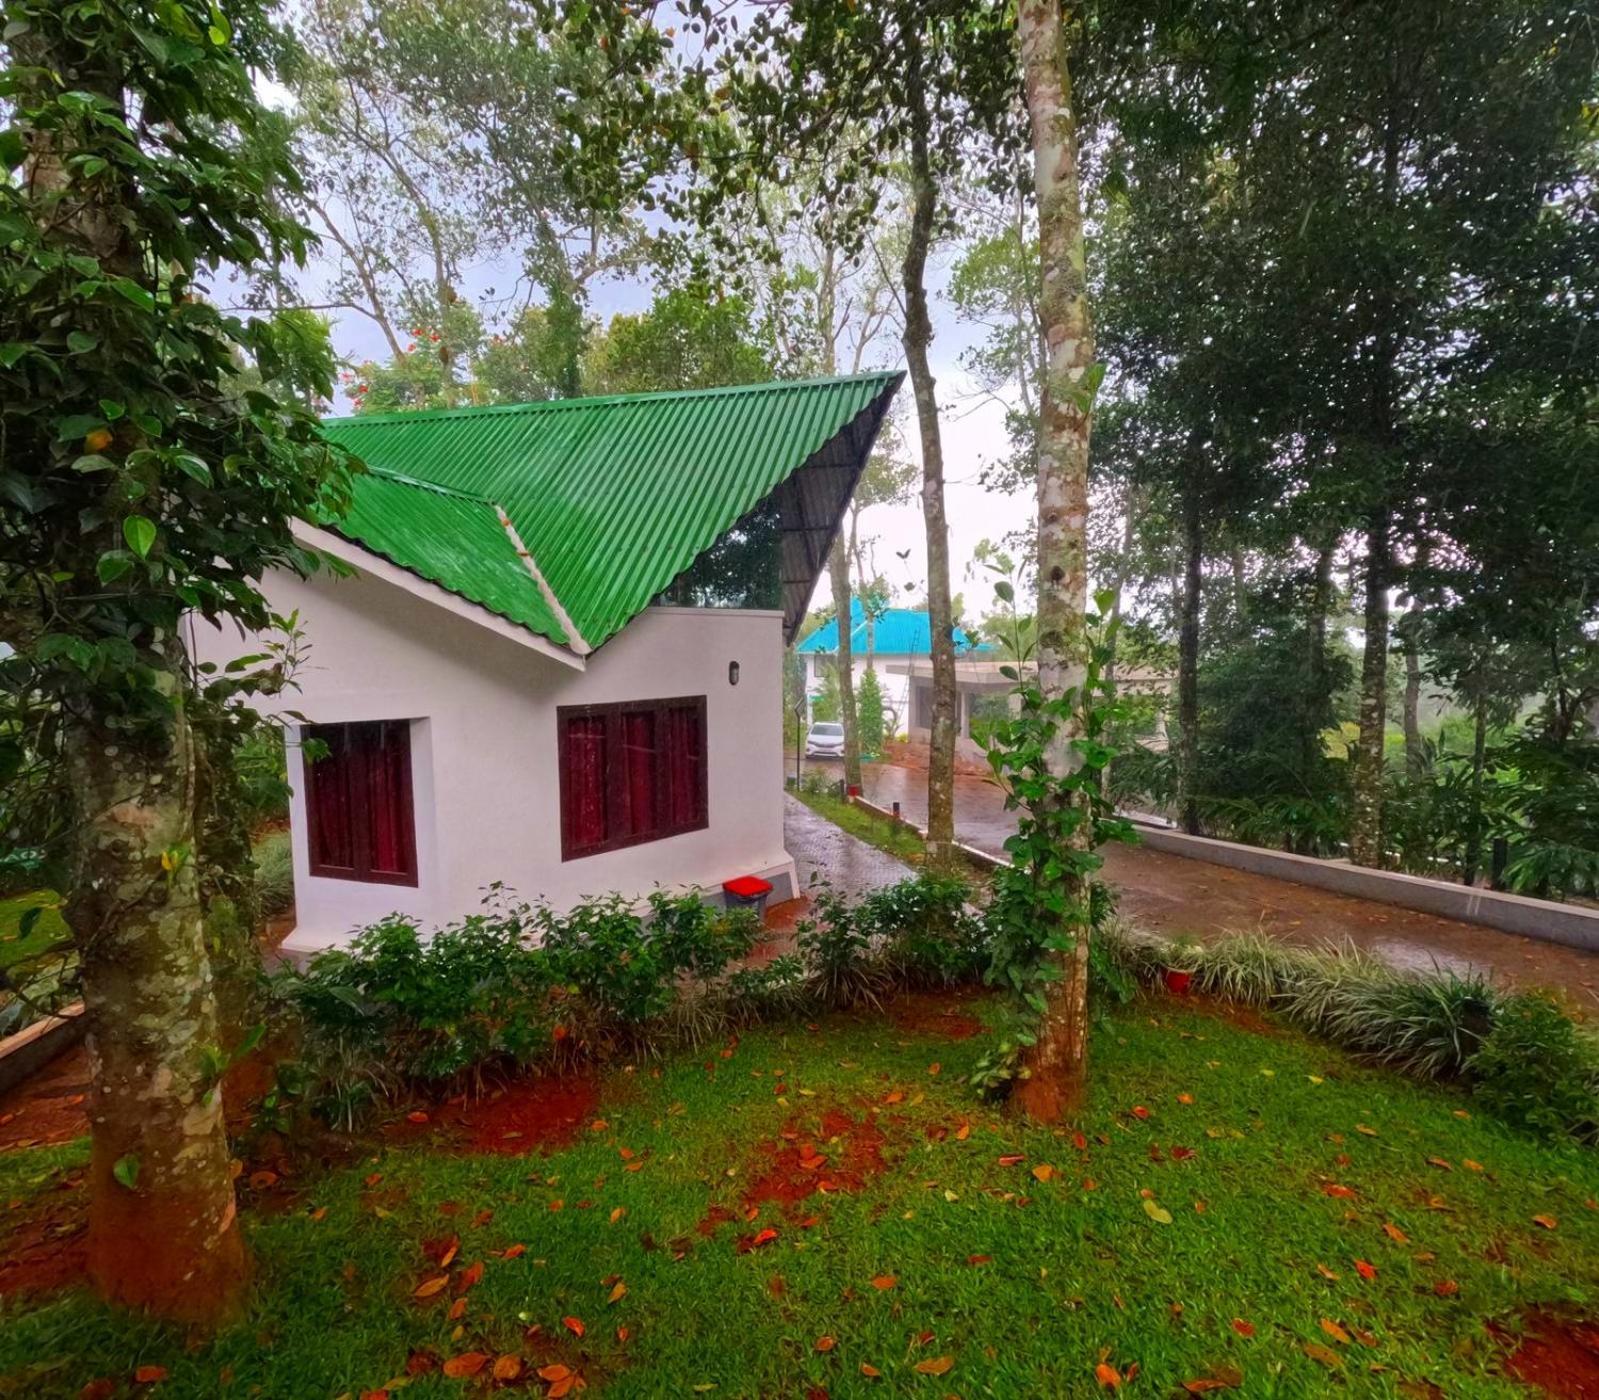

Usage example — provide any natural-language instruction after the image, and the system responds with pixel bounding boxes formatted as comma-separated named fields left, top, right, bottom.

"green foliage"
left=1468, top=994, right=1599, bottom=1143
left=1100, top=923, right=1599, bottom=1143
left=252, top=829, right=295, bottom=919
left=0, top=0, right=355, bottom=724
left=979, top=575, right=1134, bottom=1017
left=856, top=666, right=886, bottom=759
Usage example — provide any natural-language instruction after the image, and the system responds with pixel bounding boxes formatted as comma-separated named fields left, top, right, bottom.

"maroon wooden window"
left=302, top=721, right=418, bottom=886
left=558, top=696, right=708, bottom=860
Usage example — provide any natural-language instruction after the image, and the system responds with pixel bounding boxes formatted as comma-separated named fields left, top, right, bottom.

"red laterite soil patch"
left=434, top=1074, right=601, bottom=1156
left=0, top=1047, right=92, bottom=1150
left=887, top=989, right=985, bottom=1041
left=1489, top=1309, right=1599, bottom=1397
left=742, top=1107, right=890, bottom=1209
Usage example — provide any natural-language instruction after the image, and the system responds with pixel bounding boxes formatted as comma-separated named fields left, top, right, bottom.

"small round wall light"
left=728, top=660, right=741, bottom=686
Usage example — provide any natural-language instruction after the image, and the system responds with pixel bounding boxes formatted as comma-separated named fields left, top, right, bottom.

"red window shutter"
left=561, top=714, right=608, bottom=855
left=306, top=725, right=355, bottom=873
left=665, top=702, right=705, bottom=831
left=558, top=696, right=707, bottom=860
left=618, top=709, right=659, bottom=841
left=304, top=721, right=417, bottom=885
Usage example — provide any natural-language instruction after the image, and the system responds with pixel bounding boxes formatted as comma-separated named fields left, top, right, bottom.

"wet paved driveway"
left=844, top=761, right=1599, bottom=1005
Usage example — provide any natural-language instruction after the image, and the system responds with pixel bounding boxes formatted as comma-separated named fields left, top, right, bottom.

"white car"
left=805, top=721, right=846, bottom=758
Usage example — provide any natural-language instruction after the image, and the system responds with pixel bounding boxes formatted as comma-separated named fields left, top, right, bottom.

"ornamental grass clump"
left=1099, top=921, right=1599, bottom=1143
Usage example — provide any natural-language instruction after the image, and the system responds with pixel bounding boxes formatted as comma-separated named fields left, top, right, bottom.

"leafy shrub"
left=285, top=908, right=555, bottom=1090
left=277, top=874, right=993, bottom=1126
left=797, top=888, right=888, bottom=1008
left=1468, top=994, right=1599, bottom=1142
left=855, top=873, right=984, bottom=986
left=253, top=829, right=295, bottom=919
left=1101, top=923, right=1599, bottom=1142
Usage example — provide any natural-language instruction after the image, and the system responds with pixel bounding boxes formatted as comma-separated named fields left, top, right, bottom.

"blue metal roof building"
left=795, top=599, right=991, bottom=656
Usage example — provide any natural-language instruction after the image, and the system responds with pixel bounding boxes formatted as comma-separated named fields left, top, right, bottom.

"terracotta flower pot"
left=1163, top=968, right=1194, bottom=996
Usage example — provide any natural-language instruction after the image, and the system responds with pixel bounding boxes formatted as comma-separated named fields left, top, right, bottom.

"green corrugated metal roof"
left=323, top=470, right=569, bottom=646
left=319, top=373, right=901, bottom=652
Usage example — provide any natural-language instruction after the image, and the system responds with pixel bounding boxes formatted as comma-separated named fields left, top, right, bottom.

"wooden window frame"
left=301, top=720, right=419, bottom=887
left=558, top=695, right=709, bottom=861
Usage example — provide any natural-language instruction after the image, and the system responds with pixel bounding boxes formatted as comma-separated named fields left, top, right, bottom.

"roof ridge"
left=322, top=370, right=902, bottom=430
left=363, top=465, right=497, bottom=506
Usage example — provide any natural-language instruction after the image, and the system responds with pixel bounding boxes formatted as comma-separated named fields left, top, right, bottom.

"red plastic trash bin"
left=722, top=875, right=774, bottom=920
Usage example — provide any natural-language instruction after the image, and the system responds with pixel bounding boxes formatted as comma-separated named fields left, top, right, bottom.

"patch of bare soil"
left=1174, top=991, right=1282, bottom=1037
left=887, top=988, right=985, bottom=1041
left=742, top=1106, right=890, bottom=1209
left=0, top=1047, right=90, bottom=1150
left=391, top=1075, right=602, bottom=1156
left=0, top=1166, right=87, bottom=1299
left=1490, top=1309, right=1599, bottom=1397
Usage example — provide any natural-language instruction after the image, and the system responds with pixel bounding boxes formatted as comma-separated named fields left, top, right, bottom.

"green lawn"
left=0, top=891, right=68, bottom=975
left=2, top=992, right=1598, bottom=1397
left=792, top=786, right=928, bottom=866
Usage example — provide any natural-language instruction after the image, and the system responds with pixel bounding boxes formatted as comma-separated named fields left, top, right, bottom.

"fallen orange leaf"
left=441, top=1353, right=488, bottom=1378
left=448, top=1297, right=467, bottom=1321
left=870, top=1274, right=897, bottom=1290
left=133, top=1367, right=169, bottom=1385
left=608, top=1280, right=627, bottom=1304
left=1320, top=1318, right=1351, bottom=1345
left=538, top=1364, right=572, bottom=1382
left=492, top=1354, right=521, bottom=1381
left=815, top=1336, right=836, bottom=1352
left=1231, top=1318, right=1255, bottom=1338
left=1032, top=1164, right=1056, bottom=1183
left=1302, top=1342, right=1343, bottom=1369
left=1532, top=1214, right=1558, bottom=1230
left=1354, top=1259, right=1377, bottom=1281
left=503, top=1243, right=526, bottom=1260
left=860, top=1362, right=882, bottom=1377
left=915, top=1356, right=955, bottom=1376
left=413, top=1275, right=449, bottom=1299
left=1094, top=1361, right=1121, bottom=1388
left=563, top=1316, right=586, bottom=1337
left=1382, top=1222, right=1409, bottom=1244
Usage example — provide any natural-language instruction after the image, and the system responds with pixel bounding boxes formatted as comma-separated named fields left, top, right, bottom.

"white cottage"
left=191, top=373, right=902, bottom=956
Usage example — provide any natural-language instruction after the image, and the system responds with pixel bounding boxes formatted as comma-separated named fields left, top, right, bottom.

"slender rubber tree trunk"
left=1349, top=508, right=1392, bottom=866
left=1230, top=543, right=1248, bottom=629
left=63, top=639, right=248, bottom=1325
left=1014, top=0, right=1095, bottom=1124
left=900, top=52, right=958, bottom=868
left=1463, top=691, right=1489, bottom=886
left=1176, top=482, right=1203, bottom=835
left=828, top=537, right=863, bottom=791
left=1303, top=542, right=1335, bottom=798
left=1402, top=629, right=1423, bottom=779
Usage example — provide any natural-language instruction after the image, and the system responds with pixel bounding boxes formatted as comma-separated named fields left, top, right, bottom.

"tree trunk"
left=1013, top=0, right=1095, bottom=1124
left=1348, top=509, right=1392, bottom=866
left=62, top=641, right=248, bottom=1325
left=1463, top=691, right=1489, bottom=886
left=828, top=537, right=863, bottom=791
left=1176, top=482, right=1203, bottom=836
left=1401, top=541, right=1430, bottom=781
left=1303, top=542, right=1335, bottom=793
left=900, top=54, right=958, bottom=868
left=1230, top=542, right=1248, bottom=629
left=191, top=719, right=264, bottom=1039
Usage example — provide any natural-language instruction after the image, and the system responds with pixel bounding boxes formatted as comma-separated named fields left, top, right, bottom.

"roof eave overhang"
left=291, top=520, right=587, bottom=672
left=773, top=371, right=905, bottom=646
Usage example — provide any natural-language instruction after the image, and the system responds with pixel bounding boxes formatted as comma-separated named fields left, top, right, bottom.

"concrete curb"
left=1127, top=821, right=1599, bottom=953
left=0, top=1002, right=86, bottom=1096
left=849, top=794, right=1599, bottom=955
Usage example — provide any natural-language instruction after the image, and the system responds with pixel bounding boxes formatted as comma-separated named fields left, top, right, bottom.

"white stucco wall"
left=192, top=563, right=794, bottom=954
left=804, top=653, right=910, bottom=735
